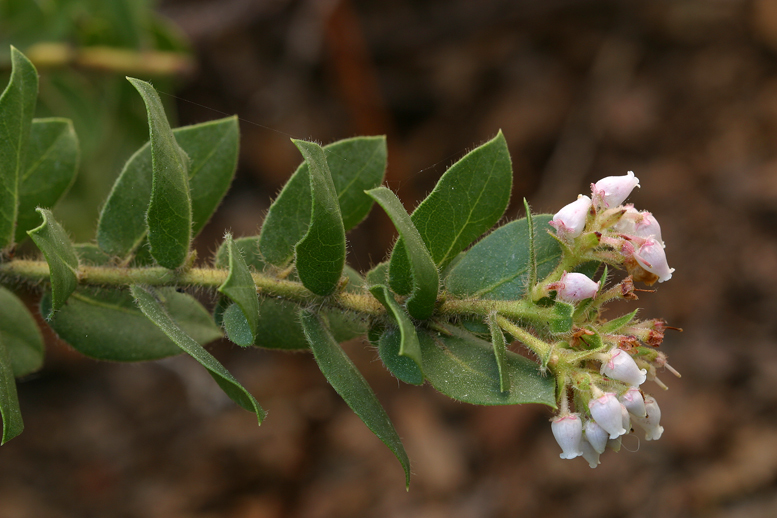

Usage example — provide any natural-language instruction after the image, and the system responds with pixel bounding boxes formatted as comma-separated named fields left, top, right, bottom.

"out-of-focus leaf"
left=419, top=325, right=555, bottom=406
left=390, top=131, right=512, bottom=287
left=0, top=46, right=37, bottom=249
left=366, top=187, right=439, bottom=320
left=27, top=208, right=78, bottom=316
left=300, top=309, right=410, bottom=488
left=0, top=286, right=44, bottom=377
left=42, top=287, right=221, bottom=362
left=259, top=136, right=386, bottom=267
left=292, top=139, right=345, bottom=296
left=218, top=234, right=259, bottom=346
left=15, top=118, right=79, bottom=243
left=131, top=284, right=265, bottom=422
left=127, top=77, right=191, bottom=269
left=0, top=335, right=23, bottom=444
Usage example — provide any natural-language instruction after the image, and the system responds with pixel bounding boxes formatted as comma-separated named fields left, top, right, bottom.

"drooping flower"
left=600, top=348, right=647, bottom=386
left=583, top=419, right=609, bottom=454
left=619, top=387, right=647, bottom=418
left=551, top=414, right=584, bottom=459
left=550, top=195, right=592, bottom=240
left=549, top=272, right=599, bottom=303
left=580, top=438, right=601, bottom=468
left=614, top=206, right=663, bottom=245
left=592, top=171, right=640, bottom=209
left=589, top=392, right=627, bottom=439
left=633, top=237, right=674, bottom=282
left=631, top=396, right=664, bottom=441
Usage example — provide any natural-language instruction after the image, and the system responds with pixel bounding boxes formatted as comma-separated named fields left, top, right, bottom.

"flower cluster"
left=545, top=172, right=678, bottom=468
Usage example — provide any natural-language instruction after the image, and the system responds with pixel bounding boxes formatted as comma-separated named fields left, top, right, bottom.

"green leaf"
left=259, top=136, right=386, bottom=266
left=0, top=334, right=23, bottom=444
left=549, top=301, right=574, bottom=334
left=217, top=234, right=259, bottom=346
left=370, top=284, right=423, bottom=381
left=15, top=118, right=79, bottom=243
left=445, top=215, right=561, bottom=300
left=300, top=309, right=410, bottom=488
left=0, top=286, right=44, bottom=377
left=419, top=325, right=555, bottom=406
left=127, top=77, right=191, bottom=269
left=97, top=117, right=238, bottom=258
left=578, top=326, right=604, bottom=351
left=43, top=287, right=222, bottom=362
left=27, top=208, right=78, bottom=317
left=366, top=187, right=439, bottom=320
left=524, top=199, right=537, bottom=290
left=292, top=139, right=346, bottom=296
left=0, top=46, right=37, bottom=249
left=378, top=326, right=424, bottom=385
left=600, top=309, right=639, bottom=334
left=389, top=131, right=513, bottom=290
left=487, top=313, right=510, bottom=393
left=365, top=261, right=389, bottom=286
left=214, top=235, right=263, bottom=270
left=131, top=284, right=265, bottom=422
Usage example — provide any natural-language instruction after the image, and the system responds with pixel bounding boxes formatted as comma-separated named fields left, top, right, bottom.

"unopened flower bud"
left=589, top=392, right=627, bottom=439
left=600, top=348, right=647, bottom=386
left=614, top=207, right=664, bottom=245
left=550, top=195, right=592, bottom=240
left=619, top=387, right=647, bottom=418
left=633, top=237, right=674, bottom=283
left=592, top=171, right=640, bottom=209
left=551, top=413, right=584, bottom=459
left=583, top=419, right=609, bottom=454
left=550, top=272, right=599, bottom=303
left=580, top=439, right=601, bottom=468
left=631, top=396, right=664, bottom=441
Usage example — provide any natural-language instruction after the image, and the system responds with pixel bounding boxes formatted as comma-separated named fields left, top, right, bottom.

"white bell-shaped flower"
left=634, top=237, right=674, bottom=282
left=580, top=438, right=601, bottom=469
left=550, top=195, right=592, bottom=240
left=583, top=419, right=609, bottom=454
left=619, top=387, right=647, bottom=418
left=552, top=272, right=599, bottom=303
left=614, top=207, right=664, bottom=245
left=600, top=348, right=647, bottom=386
left=631, top=396, right=664, bottom=441
left=592, top=171, right=640, bottom=208
left=589, top=392, right=627, bottom=439
left=551, top=413, right=584, bottom=459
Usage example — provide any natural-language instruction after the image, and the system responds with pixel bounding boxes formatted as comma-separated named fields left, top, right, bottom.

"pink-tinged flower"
left=549, top=271, right=599, bottom=303
left=592, top=171, right=640, bottom=209
left=614, top=207, right=664, bottom=245
left=619, top=387, right=647, bottom=418
left=634, top=237, right=674, bottom=282
left=583, top=419, right=609, bottom=454
left=589, top=392, right=627, bottom=439
left=580, top=439, right=601, bottom=468
left=631, top=396, right=664, bottom=441
left=550, top=195, right=592, bottom=240
left=551, top=414, right=584, bottom=459
left=600, top=348, right=647, bottom=386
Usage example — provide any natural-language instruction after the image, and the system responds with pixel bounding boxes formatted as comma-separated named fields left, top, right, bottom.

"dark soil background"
left=3, top=0, right=777, bottom=516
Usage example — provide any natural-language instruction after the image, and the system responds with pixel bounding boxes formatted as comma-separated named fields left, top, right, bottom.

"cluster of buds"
left=544, top=172, right=679, bottom=468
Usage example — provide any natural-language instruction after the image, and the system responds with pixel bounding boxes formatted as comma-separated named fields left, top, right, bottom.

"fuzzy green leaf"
left=370, top=284, right=423, bottom=382
left=15, top=118, right=79, bottom=243
left=214, top=235, right=263, bottom=270
left=378, top=326, right=424, bottom=385
left=487, top=313, right=510, bottom=393
left=0, top=334, right=23, bottom=444
left=419, top=325, right=555, bottom=406
left=131, top=284, right=265, bottom=422
left=365, top=261, right=389, bottom=286
left=43, top=287, right=222, bottom=362
left=445, top=215, right=561, bottom=300
left=0, top=287, right=44, bottom=377
left=0, top=46, right=37, bottom=249
left=259, top=136, right=386, bottom=266
left=292, top=139, right=346, bottom=296
left=97, top=117, right=238, bottom=258
left=127, top=77, right=191, bottom=269
left=218, top=234, right=259, bottom=346
left=390, top=131, right=513, bottom=291
left=300, top=309, right=410, bottom=488
left=366, top=187, right=439, bottom=320
left=600, top=309, right=639, bottom=334
left=27, top=208, right=78, bottom=317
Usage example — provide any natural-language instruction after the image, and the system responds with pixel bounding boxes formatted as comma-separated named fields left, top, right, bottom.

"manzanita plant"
left=0, top=47, right=680, bottom=486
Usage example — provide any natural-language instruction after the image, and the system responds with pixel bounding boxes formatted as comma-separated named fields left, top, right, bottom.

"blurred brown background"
left=3, top=0, right=777, bottom=516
